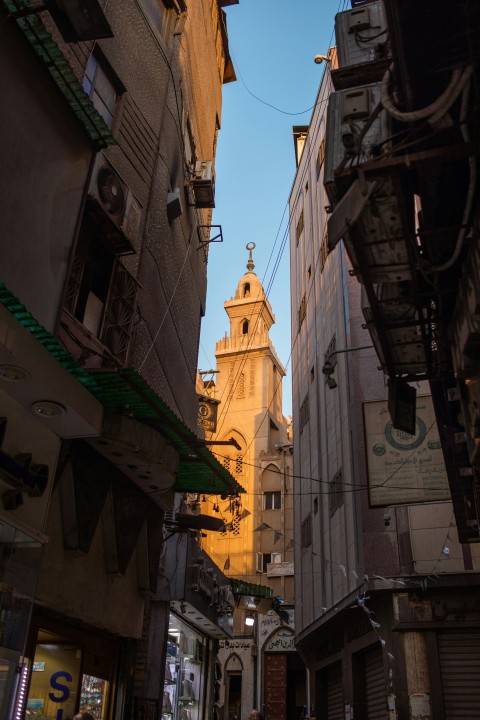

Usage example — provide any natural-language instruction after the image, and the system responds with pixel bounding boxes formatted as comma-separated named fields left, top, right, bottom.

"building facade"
left=0, top=1, right=241, bottom=718
left=198, top=246, right=306, bottom=720
left=290, top=4, right=480, bottom=718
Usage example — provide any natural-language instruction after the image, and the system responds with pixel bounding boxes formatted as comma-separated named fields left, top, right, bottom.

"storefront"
left=163, top=612, right=212, bottom=720
left=160, top=534, right=235, bottom=720
left=22, top=612, right=120, bottom=720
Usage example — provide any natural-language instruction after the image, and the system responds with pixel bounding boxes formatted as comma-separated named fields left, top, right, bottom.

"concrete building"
left=198, top=245, right=306, bottom=720
left=0, top=1, right=241, bottom=718
left=290, top=3, right=480, bottom=718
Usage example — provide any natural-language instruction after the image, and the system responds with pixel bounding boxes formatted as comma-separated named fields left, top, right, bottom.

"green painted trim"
left=0, top=283, right=244, bottom=495
left=229, top=578, right=274, bottom=598
left=3, top=0, right=115, bottom=148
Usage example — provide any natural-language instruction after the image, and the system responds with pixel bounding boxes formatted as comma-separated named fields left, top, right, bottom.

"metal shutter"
left=326, top=664, right=344, bottom=720
left=364, top=645, right=385, bottom=720
left=438, top=631, right=480, bottom=718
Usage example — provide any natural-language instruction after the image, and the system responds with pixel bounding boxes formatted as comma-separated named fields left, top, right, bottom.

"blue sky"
left=199, top=0, right=343, bottom=416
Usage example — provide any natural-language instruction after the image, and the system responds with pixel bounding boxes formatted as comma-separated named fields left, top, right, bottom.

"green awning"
left=0, top=284, right=244, bottom=495
left=3, top=0, right=115, bottom=149
left=229, top=579, right=273, bottom=598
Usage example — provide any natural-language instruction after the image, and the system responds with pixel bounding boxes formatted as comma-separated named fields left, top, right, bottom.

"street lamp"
left=321, top=344, right=374, bottom=388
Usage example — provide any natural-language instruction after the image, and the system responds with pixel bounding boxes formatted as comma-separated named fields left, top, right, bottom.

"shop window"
left=264, top=491, right=281, bottom=510
left=165, top=612, right=209, bottom=720
left=25, top=632, right=111, bottom=720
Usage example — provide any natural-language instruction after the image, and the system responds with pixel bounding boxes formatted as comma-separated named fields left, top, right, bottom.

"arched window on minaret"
left=244, top=282, right=250, bottom=297
left=242, top=319, right=249, bottom=335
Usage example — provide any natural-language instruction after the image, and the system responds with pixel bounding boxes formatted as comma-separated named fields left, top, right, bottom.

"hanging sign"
left=364, top=395, right=450, bottom=507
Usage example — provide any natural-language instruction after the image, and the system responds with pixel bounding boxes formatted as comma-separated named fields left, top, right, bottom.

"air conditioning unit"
left=334, top=2, right=388, bottom=79
left=362, top=283, right=427, bottom=375
left=87, top=154, right=143, bottom=254
left=192, top=160, right=215, bottom=208
left=324, top=82, right=390, bottom=205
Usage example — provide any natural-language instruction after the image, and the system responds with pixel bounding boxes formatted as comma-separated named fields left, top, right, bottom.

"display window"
left=0, top=521, right=43, bottom=720
left=22, top=620, right=117, bottom=720
left=164, top=613, right=210, bottom=720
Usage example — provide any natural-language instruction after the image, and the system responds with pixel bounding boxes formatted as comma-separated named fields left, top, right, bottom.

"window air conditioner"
left=323, top=82, right=390, bottom=206
left=334, top=1, right=388, bottom=90
left=192, top=160, right=215, bottom=208
left=87, top=154, right=143, bottom=254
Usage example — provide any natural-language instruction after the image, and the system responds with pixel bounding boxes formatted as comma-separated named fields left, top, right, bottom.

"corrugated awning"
left=3, top=0, right=114, bottom=149
left=0, top=284, right=244, bottom=495
left=229, top=578, right=273, bottom=598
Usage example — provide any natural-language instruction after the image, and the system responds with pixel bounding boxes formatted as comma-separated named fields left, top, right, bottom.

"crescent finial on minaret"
left=246, top=242, right=256, bottom=272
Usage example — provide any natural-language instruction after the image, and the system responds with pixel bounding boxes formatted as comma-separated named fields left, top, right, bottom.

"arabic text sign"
left=264, top=629, right=295, bottom=652
left=364, top=396, right=450, bottom=507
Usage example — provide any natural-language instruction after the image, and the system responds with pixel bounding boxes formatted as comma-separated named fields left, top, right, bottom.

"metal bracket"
left=197, top=224, right=223, bottom=248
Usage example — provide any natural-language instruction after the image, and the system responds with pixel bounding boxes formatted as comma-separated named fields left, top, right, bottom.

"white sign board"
left=364, top=395, right=450, bottom=507
left=266, top=561, right=294, bottom=577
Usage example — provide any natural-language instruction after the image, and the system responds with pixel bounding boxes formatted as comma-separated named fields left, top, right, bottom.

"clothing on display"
left=163, top=691, right=172, bottom=713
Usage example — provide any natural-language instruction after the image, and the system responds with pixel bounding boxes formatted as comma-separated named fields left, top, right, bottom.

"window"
left=298, top=294, right=306, bottom=329
left=242, top=320, right=249, bottom=335
left=64, top=215, right=138, bottom=363
left=256, top=552, right=281, bottom=573
left=296, top=210, right=304, bottom=246
left=83, top=51, right=121, bottom=129
left=236, top=372, right=245, bottom=398
left=299, top=393, right=309, bottom=433
left=140, top=0, right=166, bottom=32
left=235, top=455, right=243, bottom=475
left=314, top=497, right=319, bottom=514
left=329, top=469, right=344, bottom=516
left=316, top=138, right=325, bottom=177
left=320, top=228, right=329, bottom=271
left=301, top=514, right=312, bottom=548
left=243, top=283, right=251, bottom=297
left=264, top=491, right=281, bottom=510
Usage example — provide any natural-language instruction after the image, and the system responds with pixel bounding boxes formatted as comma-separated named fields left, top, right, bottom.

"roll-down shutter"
left=326, top=663, right=344, bottom=720
left=364, top=644, right=385, bottom=719
left=438, top=630, right=480, bottom=718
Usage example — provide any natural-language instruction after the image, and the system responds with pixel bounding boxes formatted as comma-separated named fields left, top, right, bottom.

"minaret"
left=200, top=244, right=295, bottom=720
left=202, top=243, right=292, bottom=585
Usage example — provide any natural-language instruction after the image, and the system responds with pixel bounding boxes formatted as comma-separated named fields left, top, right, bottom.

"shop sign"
left=265, top=629, right=295, bottom=652
left=197, top=398, right=218, bottom=432
left=219, top=639, right=252, bottom=649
